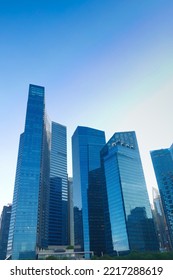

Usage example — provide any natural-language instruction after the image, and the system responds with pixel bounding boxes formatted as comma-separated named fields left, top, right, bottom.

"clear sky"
left=0, top=0, right=173, bottom=213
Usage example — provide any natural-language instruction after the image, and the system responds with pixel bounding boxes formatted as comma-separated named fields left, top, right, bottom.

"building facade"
left=48, top=122, right=68, bottom=246
left=0, top=204, right=12, bottom=259
left=72, top=126, right=106, bottom=256
left=151, top=146, right=173, bottom=249
left=152, top=187, right=171, bottom=251
left=101, top=131, right=159, bottom=254
left=68, top=177, right=74, bottom=246
left=7, top=85, right=50, bottom=259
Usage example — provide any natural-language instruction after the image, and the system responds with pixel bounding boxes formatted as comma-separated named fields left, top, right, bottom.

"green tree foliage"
left=92, top=251, right=173, bottom=260
left=46, top=255, right=58, bottom=260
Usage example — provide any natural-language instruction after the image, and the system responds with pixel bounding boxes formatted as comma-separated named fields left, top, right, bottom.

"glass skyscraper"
left=7, top=85, right=50, bottom=260
left=0, top=204, right=12, bottom=259
left=68, top=177, right=74, bottom=246
left=49, top=122, right=68, bottom=246
left=151, top=145, right=173, bottom=249
left=101, top=131, right=158, bottom=254
left=72, top=126, right=106, bottom=256
left=152, top=187, right=171, bottom=251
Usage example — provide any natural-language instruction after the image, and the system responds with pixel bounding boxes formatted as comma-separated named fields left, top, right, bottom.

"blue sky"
left=0, top=0, right=173, bottom=212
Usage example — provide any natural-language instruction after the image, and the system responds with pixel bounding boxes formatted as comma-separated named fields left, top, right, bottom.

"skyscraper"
left=49, top=122, right=68, bottom=246
left=72, top=126, right=106, bottom=256
left=68, top=177, right=74, bottom=246
left=101, top=131, right=159, bottom=254
left=151, top=145, right=173, bottom=249
left=0, top=204, right=12, bottom=259
left=7, top=85, right=50, bottom=260
left=152, top=187, right=171, bottom=251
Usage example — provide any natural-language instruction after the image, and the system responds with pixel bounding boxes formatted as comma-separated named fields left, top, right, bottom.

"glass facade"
left=49, top=122, right=68, bottom=246
left=0, top=204, right=12, bottom=259
left=68, top=177, right=74, bottom=246
left=101, top=131, right=158, bottom=254
left=151, top=146, right=173, bottom=249
left=7, top=85, right=50, bottom=260
left=72, top=126, right=106, bottom=256
left=152, top=187, right=172, bottom=251
left=88, top=167, right=107, bottom=256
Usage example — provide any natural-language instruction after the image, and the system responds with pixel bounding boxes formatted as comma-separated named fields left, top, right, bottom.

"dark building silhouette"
left=74, top=206, right=83, bottom=249
left=127, top=207, right=158, bottom=251
left=88, top=168, right=106, bottom=256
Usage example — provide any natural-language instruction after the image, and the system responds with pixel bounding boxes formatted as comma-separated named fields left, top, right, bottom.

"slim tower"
left=49, top=122, right=68, bottom=246
left=68, top=177, right=74, bottom=246
left=7, top=85, right=50, bottom=259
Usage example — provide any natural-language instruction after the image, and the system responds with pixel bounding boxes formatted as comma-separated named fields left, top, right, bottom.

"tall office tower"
left=87, top=167, right=108, bottom=256
left=151, top=145, right=173, bottom=249
left=0, top=204, right=12, bottom=259
left=7, top=85, right=50, bottom=260
left=72, top=126, right=106, bottom=256
left=101, top=131, right=159, bottom=254
left=48, top=122, right=68, bottom=246
left=68, top=177, right=74, bottom=246
left=152, top=187, right=171, bottom=251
